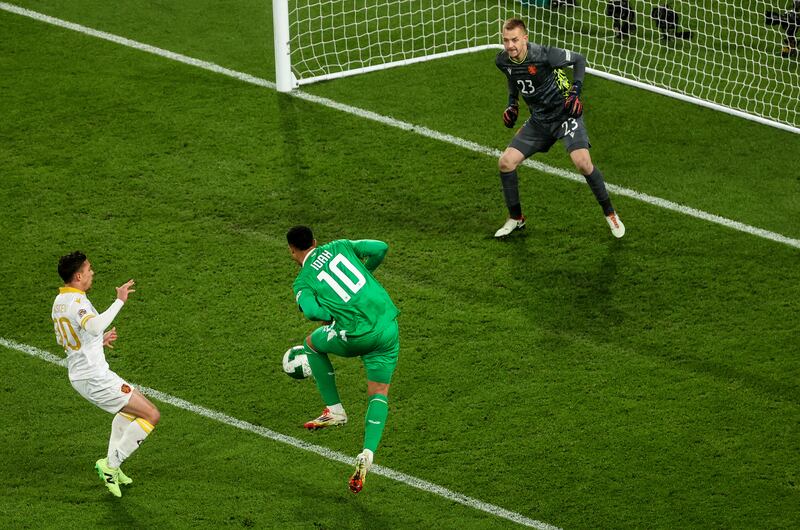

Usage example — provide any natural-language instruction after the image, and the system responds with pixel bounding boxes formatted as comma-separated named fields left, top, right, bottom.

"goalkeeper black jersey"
left=496, top=43, right=585, bottom=124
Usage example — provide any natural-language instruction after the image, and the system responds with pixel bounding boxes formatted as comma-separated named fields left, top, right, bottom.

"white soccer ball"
left=282, top=345, right=312, bottom=380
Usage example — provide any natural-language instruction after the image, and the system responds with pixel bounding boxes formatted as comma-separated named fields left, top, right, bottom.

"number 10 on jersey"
left=316, top=255, right=366, bottom=302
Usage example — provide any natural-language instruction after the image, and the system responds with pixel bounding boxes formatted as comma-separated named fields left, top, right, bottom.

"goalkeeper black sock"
left=500, top=170, right=523, bottom=219
left=583, top=167, right=615, bottom=216
left=599, top=198, right=614, bottom=216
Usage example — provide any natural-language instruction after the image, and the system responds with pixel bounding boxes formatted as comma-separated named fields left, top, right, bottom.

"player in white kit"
left=51, top=251, right=160, bottom=497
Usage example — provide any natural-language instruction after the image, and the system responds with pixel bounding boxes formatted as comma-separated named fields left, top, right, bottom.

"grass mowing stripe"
left=287, top=93, right=800, bottom=250
left=0, top=336, right=560, bottom=530
left=2, top=2, right=798, bottom=250
left=0, top=2, right=274, bottom=89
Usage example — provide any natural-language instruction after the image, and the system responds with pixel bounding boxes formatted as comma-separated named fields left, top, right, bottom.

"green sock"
left=363, top=394, right=389, bottom=453
left=304, top=345, right=341, bottom=406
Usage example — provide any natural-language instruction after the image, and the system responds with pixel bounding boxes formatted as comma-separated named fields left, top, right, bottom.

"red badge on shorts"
left=121, top=384, right=131, bottom=394
left=528, top=65, right=537, bottom=75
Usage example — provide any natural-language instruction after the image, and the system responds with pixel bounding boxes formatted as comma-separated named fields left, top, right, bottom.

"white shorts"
left=70, top=371, right=134, bottom=414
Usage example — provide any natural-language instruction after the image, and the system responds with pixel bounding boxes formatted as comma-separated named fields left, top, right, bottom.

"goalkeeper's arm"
left=503, top=78, right=520, bottom=128
left=548, top=47, right=587, bottom=117
left=506, top=77, right=520, bottom=108
left=547, top=47, right=586, bottom=84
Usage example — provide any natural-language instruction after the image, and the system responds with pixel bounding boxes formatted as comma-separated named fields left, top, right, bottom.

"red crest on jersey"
left=528, top=65, right=537, bottom=75
left=121, top=384, right=131, bottom=394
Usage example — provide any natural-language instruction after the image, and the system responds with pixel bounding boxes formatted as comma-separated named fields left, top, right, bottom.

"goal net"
left=274, top=0, right=504, bottom=88
left=522, top=0, right=799, bottom=132
left=273, top=0, right=799, bottom=133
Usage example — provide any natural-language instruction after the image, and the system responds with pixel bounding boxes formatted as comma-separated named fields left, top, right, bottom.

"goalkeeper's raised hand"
left=502, top=104, right=519, bottom=128
left=564, top=81, right=583, bottom=118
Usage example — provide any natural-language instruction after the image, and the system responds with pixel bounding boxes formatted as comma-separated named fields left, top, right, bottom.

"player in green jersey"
left=287, top=225, right=400, bottom=494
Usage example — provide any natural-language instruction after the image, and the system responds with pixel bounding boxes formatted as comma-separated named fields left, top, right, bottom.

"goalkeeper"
left=287, top=225, right=400, bottom=494
left=493, top=18, right=625, bottom=239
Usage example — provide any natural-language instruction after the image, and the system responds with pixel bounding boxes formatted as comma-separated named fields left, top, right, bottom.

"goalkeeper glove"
left=564, top=81, right=583, bottom=118
left=503, top=104, right=519, bottom=128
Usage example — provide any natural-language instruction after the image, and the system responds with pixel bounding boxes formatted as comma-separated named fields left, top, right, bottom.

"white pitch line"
left=0, top=337, right=559, bottom=530
left=1, top=1, right=799, bottom=250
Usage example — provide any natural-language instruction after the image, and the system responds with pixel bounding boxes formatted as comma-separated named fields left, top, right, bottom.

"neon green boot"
left=94, top=458, right=122, bottom=497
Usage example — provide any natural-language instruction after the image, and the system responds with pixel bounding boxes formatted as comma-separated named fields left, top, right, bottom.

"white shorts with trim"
left=70, top=371, right=134, bottom=414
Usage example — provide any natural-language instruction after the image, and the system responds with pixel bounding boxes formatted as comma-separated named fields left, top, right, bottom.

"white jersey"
left=51, top=287, right=109, bottom=381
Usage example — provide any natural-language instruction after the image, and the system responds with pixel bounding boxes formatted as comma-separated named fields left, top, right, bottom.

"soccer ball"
left=282, top=345, right=312, bottom=380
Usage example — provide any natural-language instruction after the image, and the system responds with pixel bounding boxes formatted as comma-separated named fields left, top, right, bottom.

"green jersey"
left=292, top=239, right=399, bottom=337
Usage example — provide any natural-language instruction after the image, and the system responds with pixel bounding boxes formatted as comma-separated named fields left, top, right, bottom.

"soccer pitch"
left=1, top=1, right=799, bottom=529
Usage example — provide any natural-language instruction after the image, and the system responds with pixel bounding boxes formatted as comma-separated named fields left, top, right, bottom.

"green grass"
left=0, top=353, right=512, bottom=529
left=1, top=2, right=800, bottom=529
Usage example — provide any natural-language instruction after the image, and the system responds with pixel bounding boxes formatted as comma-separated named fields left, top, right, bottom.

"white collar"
left=301, top=247, right=317, bottom=267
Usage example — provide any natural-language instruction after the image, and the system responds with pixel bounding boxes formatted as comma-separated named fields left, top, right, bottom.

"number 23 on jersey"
left=517, top=79, right=535, bottom=95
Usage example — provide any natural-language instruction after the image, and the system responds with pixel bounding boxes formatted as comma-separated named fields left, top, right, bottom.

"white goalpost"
left=273, top=0, right=799, bottom=134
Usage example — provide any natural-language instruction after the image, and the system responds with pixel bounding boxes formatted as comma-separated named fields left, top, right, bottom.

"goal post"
left=274, top=0, right=799, bottom=134
left=273, top=0, right=294, bottom=92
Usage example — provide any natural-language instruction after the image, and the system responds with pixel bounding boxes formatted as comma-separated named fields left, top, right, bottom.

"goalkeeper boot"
left=94, top=458, right=122, bottom=498
left=494, top=216, right=526, bottom=238
left=348, top=449, right=373, bottom=494
left=605, top=211, right=625, bottom=239
left=303, top=407, right=348, bottom=431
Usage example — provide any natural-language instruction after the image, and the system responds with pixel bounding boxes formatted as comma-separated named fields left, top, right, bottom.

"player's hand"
left=502, top=104, right=519, bottom=128
left=103, top=327, right=118, bottom=348
left=116, top=279, right=135, bottom=303
left=565, top=82, right=583, bottom=118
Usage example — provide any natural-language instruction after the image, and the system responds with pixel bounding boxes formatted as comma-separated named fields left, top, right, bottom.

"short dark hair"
left=286, top=226, right=314, bottom=250
left=503, top=18, right=527, bottom=33
left=58, top=251, right=87, bottom=283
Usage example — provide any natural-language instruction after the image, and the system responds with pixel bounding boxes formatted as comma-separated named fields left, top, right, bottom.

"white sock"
left=327, top=403, right=345, bottom=415
left=107, top=413, right=135, bottom=467
left=361, top=448, right=374, bottom=466
left=107, top=418, right=154, bottom=468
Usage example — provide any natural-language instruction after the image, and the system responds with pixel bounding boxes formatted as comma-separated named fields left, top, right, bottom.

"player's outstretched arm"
left=352, top=240, right=388, bottom=272
left=84, top=280, right=135, bottom=336
left=115, top=279, right=135, bottom=303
